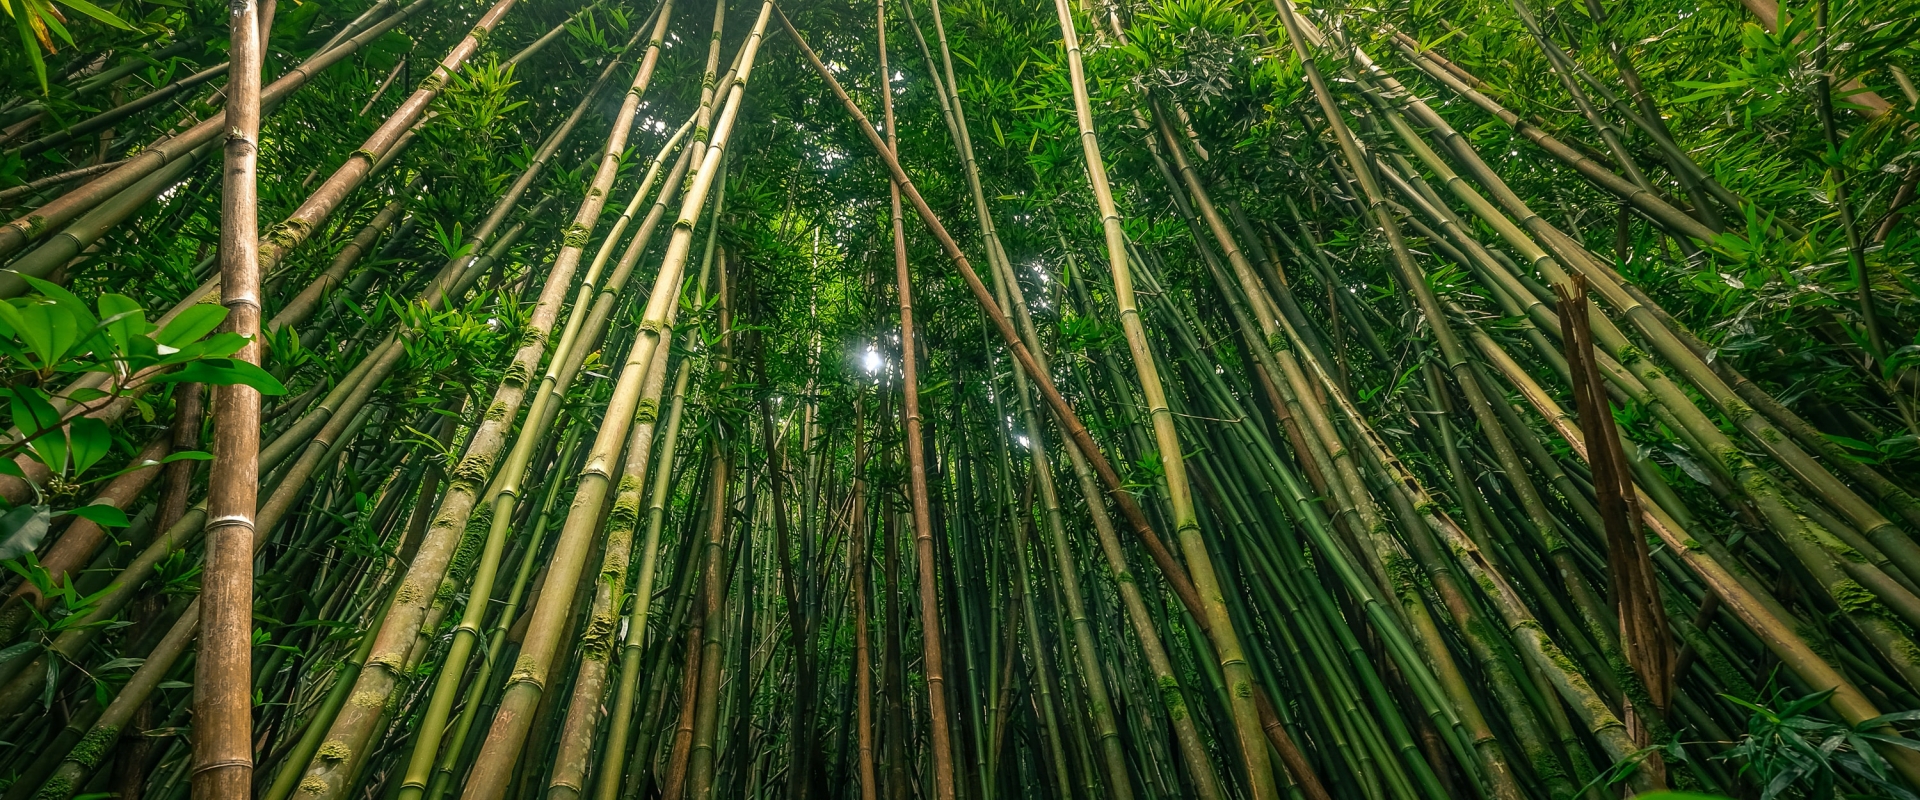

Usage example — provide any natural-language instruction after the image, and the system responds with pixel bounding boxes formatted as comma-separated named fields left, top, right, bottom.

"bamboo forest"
left=5, top=0, right=1920, bottom=795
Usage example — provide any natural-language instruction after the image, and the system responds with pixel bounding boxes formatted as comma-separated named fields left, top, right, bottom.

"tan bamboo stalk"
left=457, top=9, right=773, bottom=797
left=871, top=6, right=959, bottom=798
left=0, top=1, right=435, bottom=506
left=1377, top=35, right=1715, bottom=244
left=1558, top=277, right=1675, bottom=771
left=29, top=335, right=402, bottom=800
left=1039, top=5, right=1274, bottom=795
left=0, top=0, right=427, bottom=262
left=850, top=394, right=877, bottom=800
left=194, top=0, right=264, bottom=789
left=269, top=181, right=415, bottom=331
left=544, top=329, right=675, bottom=800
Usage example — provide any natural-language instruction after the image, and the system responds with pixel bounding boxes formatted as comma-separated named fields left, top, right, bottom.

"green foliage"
left=0, top=282, right=281, bottom=489
left=1720, top=689, right=1920, bottom=799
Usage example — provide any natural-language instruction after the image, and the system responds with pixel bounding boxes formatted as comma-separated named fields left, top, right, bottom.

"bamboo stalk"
left=193, top=0, right=265, bottom=790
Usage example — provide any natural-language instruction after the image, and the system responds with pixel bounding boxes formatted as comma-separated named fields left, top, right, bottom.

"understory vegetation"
left=2, top=0, right=1920, bottom=797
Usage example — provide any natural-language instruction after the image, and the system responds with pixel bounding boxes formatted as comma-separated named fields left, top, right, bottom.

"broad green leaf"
left=67, top=416, right=110, bottom=476
left=52, top=0, right=131, bottom=29
left=157, top=304, right=228, bottom=349
left=96, top=294, right=146, bottom=354
left=23, top=277, right=99, bottom=332
left=7, top=387, right=64, bottom=474
left=0, top=503, right=50, bottom=561
left=0, top=300, right=49, bottom=364
left=155, top=358, right=288, bottom=395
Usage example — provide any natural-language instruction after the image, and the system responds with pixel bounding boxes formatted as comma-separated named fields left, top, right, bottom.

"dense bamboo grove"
left=3, top=0, right=1920, bottom=795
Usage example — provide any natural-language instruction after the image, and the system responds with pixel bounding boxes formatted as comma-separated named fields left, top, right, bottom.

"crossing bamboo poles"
left=287, top=12, right=674, bottom=788
left=783, top=10, right=1332, bottom=797
left=456, top=7, right=773, bottom=797
left=1270, top=0, right=1660, bottom=790
left=0, top=0, right=427, bottom=264
left=1351, top=20, right=1920, bottom=690
left=389, top=61, right=689, bottom=800
left=1040, top=2, right=1274, bottom=795
left=899, top=8, right=1224, bottom=794
left=544, top=328, right=675, bottom=800
left=193, top=0, right=264, bottom=793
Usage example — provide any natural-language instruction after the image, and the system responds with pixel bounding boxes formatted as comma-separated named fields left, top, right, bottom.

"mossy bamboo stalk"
left=544, top=329, right=675, bottom=800
left=595, top=349, right=697, bottom=800
left=394, top=101, right=690, bottom=800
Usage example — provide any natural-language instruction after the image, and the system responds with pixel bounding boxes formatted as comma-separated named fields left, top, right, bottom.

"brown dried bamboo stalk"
left=193, top=0, right=265, bottom=791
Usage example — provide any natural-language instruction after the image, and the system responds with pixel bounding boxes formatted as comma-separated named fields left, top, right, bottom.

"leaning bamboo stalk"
left=1354, top=47, right=1920, bottom=674
left=594, top=350, right=697, bottom=800
left=270, top=195, right=571, bottom=799
left=269, top=178, right=417, bottom=331
left=1460, top=294, right=1920, bottom=781
left=9, top=60, right=231, bottom=159
left=29, top=341, right=401, bottom=800
left=195, top=0, right=266, bottom=791
left=1272, top=0, right=1655, bottom=788
left=422, top=424, right=586, bottom=800
left=1380, top=33, right=1716, bottom=244
left=0, top=436, right=168, bottom=642
left=455, top=8, right=772, bottom=798
left=543, top=329, right=675, bottom=800
left=0, top=1, right=431, bottom=505
left=1384, top=32, right=1918, bottom=497
left=511, top=112, right=696, bottom=469
left=0, top=141, right=215, bottom=298
left=248, top=0, right=553, bottom=281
